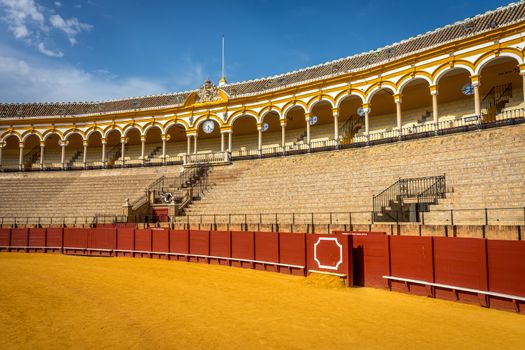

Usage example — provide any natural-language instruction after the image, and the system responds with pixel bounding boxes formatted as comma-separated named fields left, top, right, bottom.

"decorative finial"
left=219, top=34, right=227, bottom=86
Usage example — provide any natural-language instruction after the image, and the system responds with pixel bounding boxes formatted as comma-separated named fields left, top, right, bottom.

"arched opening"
left=86, top=131, right=103, bottom=166
left=196, top=119, right=221, bottom=153
left=43, top=133, right=61, bottom=169
left=231, top=116, right=258, bottom=155
left=368, top=89, right=396, bottom=134
left=23, top=134, right=41, bottom=170
left=284, top=106, right=307, bottom=147
left=261, top=111, right=281, bottom=150
left=65, top=133, right=84, bottom=168
left=105, top=129, right=121, bottom=166
left=310, top=101, right=335, bottom=142
left=123, top=128, right=142, bottom=165
left=435, top=68, right=474, bottom=122
left=144, top=126, right=163, bottom=164
left=165, top=124, right=187, bottom=159
left=479, top=56, right=523, bottom=121
left=1, top=135, right=21, bottom=170
left=338, top=95, right=364, bottom=143
left=400, top=78, right=433, bottom=128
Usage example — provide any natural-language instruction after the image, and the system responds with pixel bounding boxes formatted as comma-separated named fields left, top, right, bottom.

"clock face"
left=462, top=83, right=474, bottom=96
left=261, top=123, right=269, bottom=132
left=202, top=120, right=215, bottom=134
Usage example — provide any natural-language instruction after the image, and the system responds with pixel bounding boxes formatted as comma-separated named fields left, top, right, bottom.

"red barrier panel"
left=116, top=228, right=135, bottom=256
left=352, top=234, right=387, bottom=288
left=433, top=237, right=486, bottom=304
left=28, top=228, right=46, bottom=249
left=87, top=228, right=116, bottom=256
left=46, top=228, right=63, bottom=249
left=0, top=228, right=10, bottom=250
left=189, top=230, right=210, bottom=263
left=487, top=240, right=525, bottom=312
left=10, top=228, right=28, bottom=248
left=279, top=232, right=306, bottom=275
left=307, top=234, right=352, bottom=284
left=231, top=231, right=254, bottom=268
left=254, top=231, right=279, bottom=272
left=210, top=231, right=231, bottom=265
left=63, top=228, right=88, bottom=252
left=170, top=230, right=189, bottom=261
left=135, top=229, right=152, bottom=256
left=152, top=229, right=169, bottom=254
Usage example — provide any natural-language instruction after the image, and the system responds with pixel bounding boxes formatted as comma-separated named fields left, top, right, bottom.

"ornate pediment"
left=196, top=80, right=220, bottom=103
left=183, top=80, right=229, bottom=107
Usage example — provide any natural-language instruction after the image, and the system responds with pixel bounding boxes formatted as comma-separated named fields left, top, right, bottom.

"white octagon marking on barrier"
left=313, top=237, right=343, bottom=271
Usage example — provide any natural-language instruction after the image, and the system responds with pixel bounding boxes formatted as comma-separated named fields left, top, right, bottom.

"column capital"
left=361, top=103, right=371, bottom=113
left=393, top=94, right=402, bottom=104
left=332, top=107, right=340, bottom=116
left=304, top=112, right=311, bottom=121
left=101, top=138, right=107, bottom=145
left=0, top=141, right=6, bottom=148
left=121, top=136, right=127, bottom=144
left=59, top=140, right=68, bottom=147
left=83, top=141, right=89, bottom=147
left=40, top=141, right=46, bottom=147
left=280, top=119, right=287, bottom=127
left=220, top=126, right=232, bottom=133
left=257, top=123, right=264, bottom=131
left=518, top=63, right=525, bottom=75
left=429, top=85, right=439, bottom=95
left=469, top=75, right=480, bottom=87
left=161, top=133, right=170, bottom=141
left=140, top=135, right=146, bottom=142
left=19, top=142, right=24, bottom=148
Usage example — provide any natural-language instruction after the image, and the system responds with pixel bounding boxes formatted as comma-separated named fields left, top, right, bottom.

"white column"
left=186, top=135, right=191, bottom=155
left=60, top=141, right=67, bottom=169
left=394, top=94, right=402, bottom=130
left=430, top=85, right=439, bottom=130
left=333, top=108, right=339, bottom=141
left=471, top=75, right=481, bottom=118
left=257, top=125, right=262, bottom=153
left=140, top=136, right=146, bottom=164
left=18, top=142, right=24, bottom=170
left=161, top=134, right=167, bottom=164
left=281, top=121, right=286, bottom=148
left=363, top=104, right=370, bottom=135
left=193, top=133, right=198, bottom=154
left=305, top=113, right=311, bottom=145
left=521, top=71, right=525, bottom=103
left=0, top=142, right=4, bottom=169
left=40, top=141, right=45, bottom=169
left=121, top=137, right=126, bottom=167
left=82, top=141, right=88, bottom=168
left=221, top=132, right=225, bottom=152
left=228, top=131, right=232, bottom=152
left=101, top=138, right=107, bottom=166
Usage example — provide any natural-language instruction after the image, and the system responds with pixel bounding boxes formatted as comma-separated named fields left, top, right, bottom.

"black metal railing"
left=372, top=175, right=447, bottom=215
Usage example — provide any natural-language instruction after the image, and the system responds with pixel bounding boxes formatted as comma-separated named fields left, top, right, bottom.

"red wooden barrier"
left=189, top=230, right=210, bottom=263
left=433, top=237, right=486, bottom=304
left=279, top=232, right=306, bottom=276
left=170, top=230, right=189, bottom=261
left=351, top=233, right=387, bottom=288
left=28, top=228, right=46, bottom=252
left=231, top=231, right=255, bottom=268
left=87, top=228, right=116, bottom=256
left=254, top=231, right=279, bottom=272
left=306, top=233, right=353, bottom=285
left=134, top=229, right=152, bottom=257
left=487, top=240, right=525, bottom=311
left=151, top=228, right=169, bottom=259
left=116, top=228, right=135, bottom=257
left=46, top=228, right=63, bottom=251
left=210, top=231, right=231, bottom=265
left=0, top=228, right=10, bottom=251
left=63, top=228, right=88, bottom=254
left=10, top=228, right=28, bottom=251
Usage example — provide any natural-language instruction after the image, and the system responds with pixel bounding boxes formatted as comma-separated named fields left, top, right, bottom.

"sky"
left=0, top=0, right=515, bottom=103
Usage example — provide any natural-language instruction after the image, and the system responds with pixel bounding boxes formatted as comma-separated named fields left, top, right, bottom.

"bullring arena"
left=1, top=2, right=525, bottom=349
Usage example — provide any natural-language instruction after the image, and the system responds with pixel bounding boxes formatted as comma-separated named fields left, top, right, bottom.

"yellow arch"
left=122, top=123, right=144, bottom=137
left=334, top=89, right=366, bottom=108
left=164, top=117, right=190, bottom=134
left=193, top=113, right=224, bottom=130
left=282, top=100, right=308, bottom=118
left=20, top=130, right=43, bottom=142
left=474, top=48, right=523, bottom=75
left=396, top=71, right=433, bottom=93
left=432, top=60, right=475, bottom=84
left=365, top=82, right=397, bottom=103
left=143, top=121, right=164, bottom=136
left=85, top=126, right=105, bottom=140
left=307, top=94, right=335, bottom=113
left=63, top=129, right=86, bottom=141
left=1, top=130, right=23, bottom=143
left=227, top=110, right=259, bottom=126
left=42, top=129, right=64, bottom=142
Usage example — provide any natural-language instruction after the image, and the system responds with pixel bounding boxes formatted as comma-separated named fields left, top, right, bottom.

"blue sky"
left=0, top=0, right=514, bottom=102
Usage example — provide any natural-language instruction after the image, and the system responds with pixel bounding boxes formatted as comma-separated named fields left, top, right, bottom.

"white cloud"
left=0, top=0, right=92, bottom=56
left=36, top=42, right=63, bottom=57
left=49, top=14, right=92, bottom=45
left=0, top=55, right=170, bottom=102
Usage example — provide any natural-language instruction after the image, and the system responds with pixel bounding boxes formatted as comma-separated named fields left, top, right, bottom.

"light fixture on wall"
left=461, top=83, right=475, bottom=96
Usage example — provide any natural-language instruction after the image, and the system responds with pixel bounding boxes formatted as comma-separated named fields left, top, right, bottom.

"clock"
left=309, top=115, right=318, bottom=126
left=261, top=123, right=269, bottom=132
left=202, top=120, right=215, bottom=134
left=357, top=107, right=366, bottom=117
left=462, top=83, right=474, bottom=96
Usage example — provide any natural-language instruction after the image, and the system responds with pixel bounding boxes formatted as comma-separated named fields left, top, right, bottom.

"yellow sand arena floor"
left=0, top=253, right=523, bottom=350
